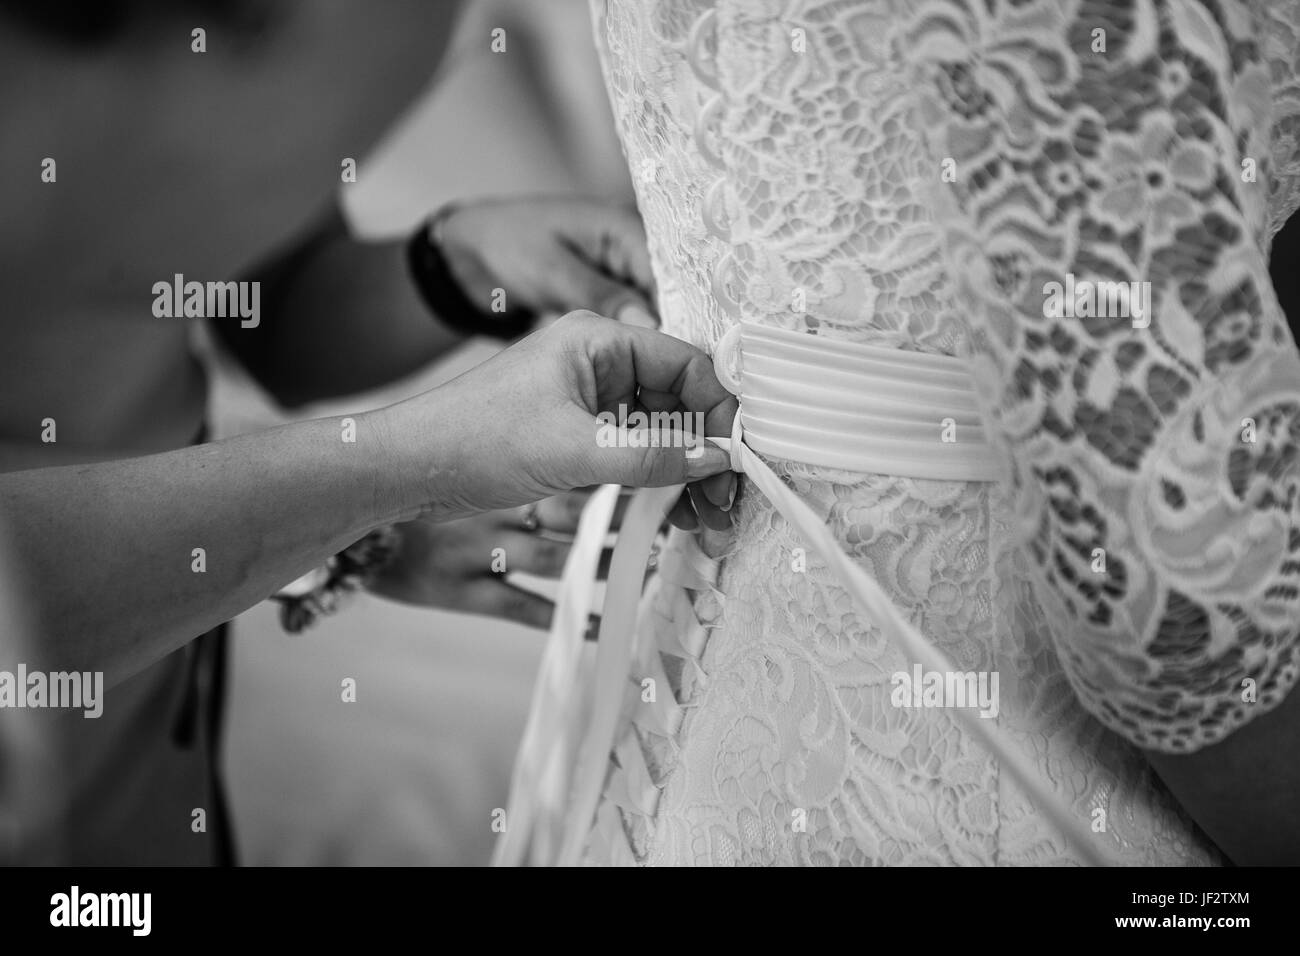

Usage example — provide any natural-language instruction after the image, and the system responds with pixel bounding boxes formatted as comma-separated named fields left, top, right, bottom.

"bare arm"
left=0, top=315, right=733, bottom=692
left=0, top=411, right=413, bottom=686
left=0, top=441, right=119, bottom=471
left=219, top=198, right=658, bottom=409
left=215, top=206, right=466, bottom=408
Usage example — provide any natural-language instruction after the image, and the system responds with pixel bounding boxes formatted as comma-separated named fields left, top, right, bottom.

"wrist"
left=407, top=205, right=534, bottom=341
left=366, top=398, right=479, bottom=525
left=363, top=406, right=434, bottom=525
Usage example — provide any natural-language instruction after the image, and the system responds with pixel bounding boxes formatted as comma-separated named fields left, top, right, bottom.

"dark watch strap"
left=406, top=206, right=536, bottom=341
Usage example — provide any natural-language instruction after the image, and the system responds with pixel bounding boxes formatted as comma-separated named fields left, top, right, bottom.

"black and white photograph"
left=0, top=0, right=1297, bottom=918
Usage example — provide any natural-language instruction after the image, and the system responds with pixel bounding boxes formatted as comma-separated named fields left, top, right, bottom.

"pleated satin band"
left=494, top=323, right=1111, bottom=867
left=714, top=322, right=1002, bottom=481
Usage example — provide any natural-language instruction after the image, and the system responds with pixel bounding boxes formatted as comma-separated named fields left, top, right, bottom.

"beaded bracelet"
left=272, top=525, right=401, bottom=634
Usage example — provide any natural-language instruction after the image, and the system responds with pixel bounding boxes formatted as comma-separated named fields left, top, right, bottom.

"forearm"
left=0, top=410, right=417, bottom=685
left=221, top=206, right=466, bottom=407
left=0, top=439, right=123, bottom=471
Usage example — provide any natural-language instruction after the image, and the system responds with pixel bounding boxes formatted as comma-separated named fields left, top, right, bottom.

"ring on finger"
left=520, top=502, right=542, bottom=533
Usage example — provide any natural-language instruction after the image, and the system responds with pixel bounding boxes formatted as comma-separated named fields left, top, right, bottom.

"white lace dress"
left=584, top=0, right=1300, bottom=866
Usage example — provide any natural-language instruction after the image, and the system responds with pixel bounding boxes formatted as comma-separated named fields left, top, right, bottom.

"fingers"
left=633, top=391, right=736, bottom=507
left=497, top=531, right=571, bottom=578
left=560, top=313, right=738, bottom=443
left=615, top=302, right=659, bottom=329
left=536, top=478, right=725, bottom=541
left=634, top=387, right=685, bottom=416
left=533, top=489, right=631, bottom=535
left=550, top=258, right=656, bottom=325
left=666, top=489, right=699, bottom=531
left=532, top=494, right=586, bottom=534
left=542, top=482, right=727, bottom=540
left=667, top=479, right=740, bottom=531
left=579, top=417, right=733, bottom=488
left=528, top=311, right=739, bottom=499
left=541, top=202, right=658, bottom=323
left=700, top=471, right=737, bottom=513
left=604, top=206, right=656, bottom=298
left=559, top=202, right=657, bottom=300
left=688, top=482, right=731, bottom=531
left=466, top=579, right=555, bottom=630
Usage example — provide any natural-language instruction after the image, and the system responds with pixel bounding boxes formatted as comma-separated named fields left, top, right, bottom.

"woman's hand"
left=437, top=196, right=659, bottom=328
left=367, top=490, right=620, bottom=630
left=379, top=311, right=737, bottom=524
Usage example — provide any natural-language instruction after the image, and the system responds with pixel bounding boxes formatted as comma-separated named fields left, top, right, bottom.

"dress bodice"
left=585, top=0, right=1300, bottom=865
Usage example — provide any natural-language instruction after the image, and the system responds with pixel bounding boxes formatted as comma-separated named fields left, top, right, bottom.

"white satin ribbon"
left=496, top=323, right=1111, bottom=867
left=557, top=483, right=681, bottom=866
left=716, top=322, right=1003, bottom=481
left=491, top=483, right=621, bottom=867
left=705, top=433, right=1110, bottom=866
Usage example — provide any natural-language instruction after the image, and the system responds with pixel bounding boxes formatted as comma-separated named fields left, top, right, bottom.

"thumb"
left=579, top=426, right=731, bottom=488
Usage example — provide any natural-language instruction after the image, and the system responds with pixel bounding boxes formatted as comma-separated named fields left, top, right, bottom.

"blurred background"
left=203, top=0, right=634, bottom=865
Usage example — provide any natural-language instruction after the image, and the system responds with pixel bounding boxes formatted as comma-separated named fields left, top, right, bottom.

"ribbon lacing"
left=496, top=0, right=1110, bottom=866
left=494, top=375, right=1112, bottom=867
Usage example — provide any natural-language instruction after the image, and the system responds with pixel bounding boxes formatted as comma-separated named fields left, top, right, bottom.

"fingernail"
left=685, top=444, right=730, bottom=480
left=723, top=474, right=737, bottom=511
left=617, top=302, right=659, bottom=328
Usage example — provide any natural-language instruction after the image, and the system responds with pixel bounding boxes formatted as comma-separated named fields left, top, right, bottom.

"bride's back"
left=587, top=0, right=1300, bottom=865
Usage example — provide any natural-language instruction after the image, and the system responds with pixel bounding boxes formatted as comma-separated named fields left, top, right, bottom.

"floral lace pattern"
left=907, top=0, right=1300, bottom=752
left=589, top=0, right=1299, bottom=865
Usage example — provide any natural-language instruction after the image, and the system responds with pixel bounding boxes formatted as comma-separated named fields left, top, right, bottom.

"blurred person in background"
left=0, top=0, right=697, bottom=864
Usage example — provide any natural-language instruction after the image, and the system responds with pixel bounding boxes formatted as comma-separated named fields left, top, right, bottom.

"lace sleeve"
left=906, top=0, right=1300, bottom=753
